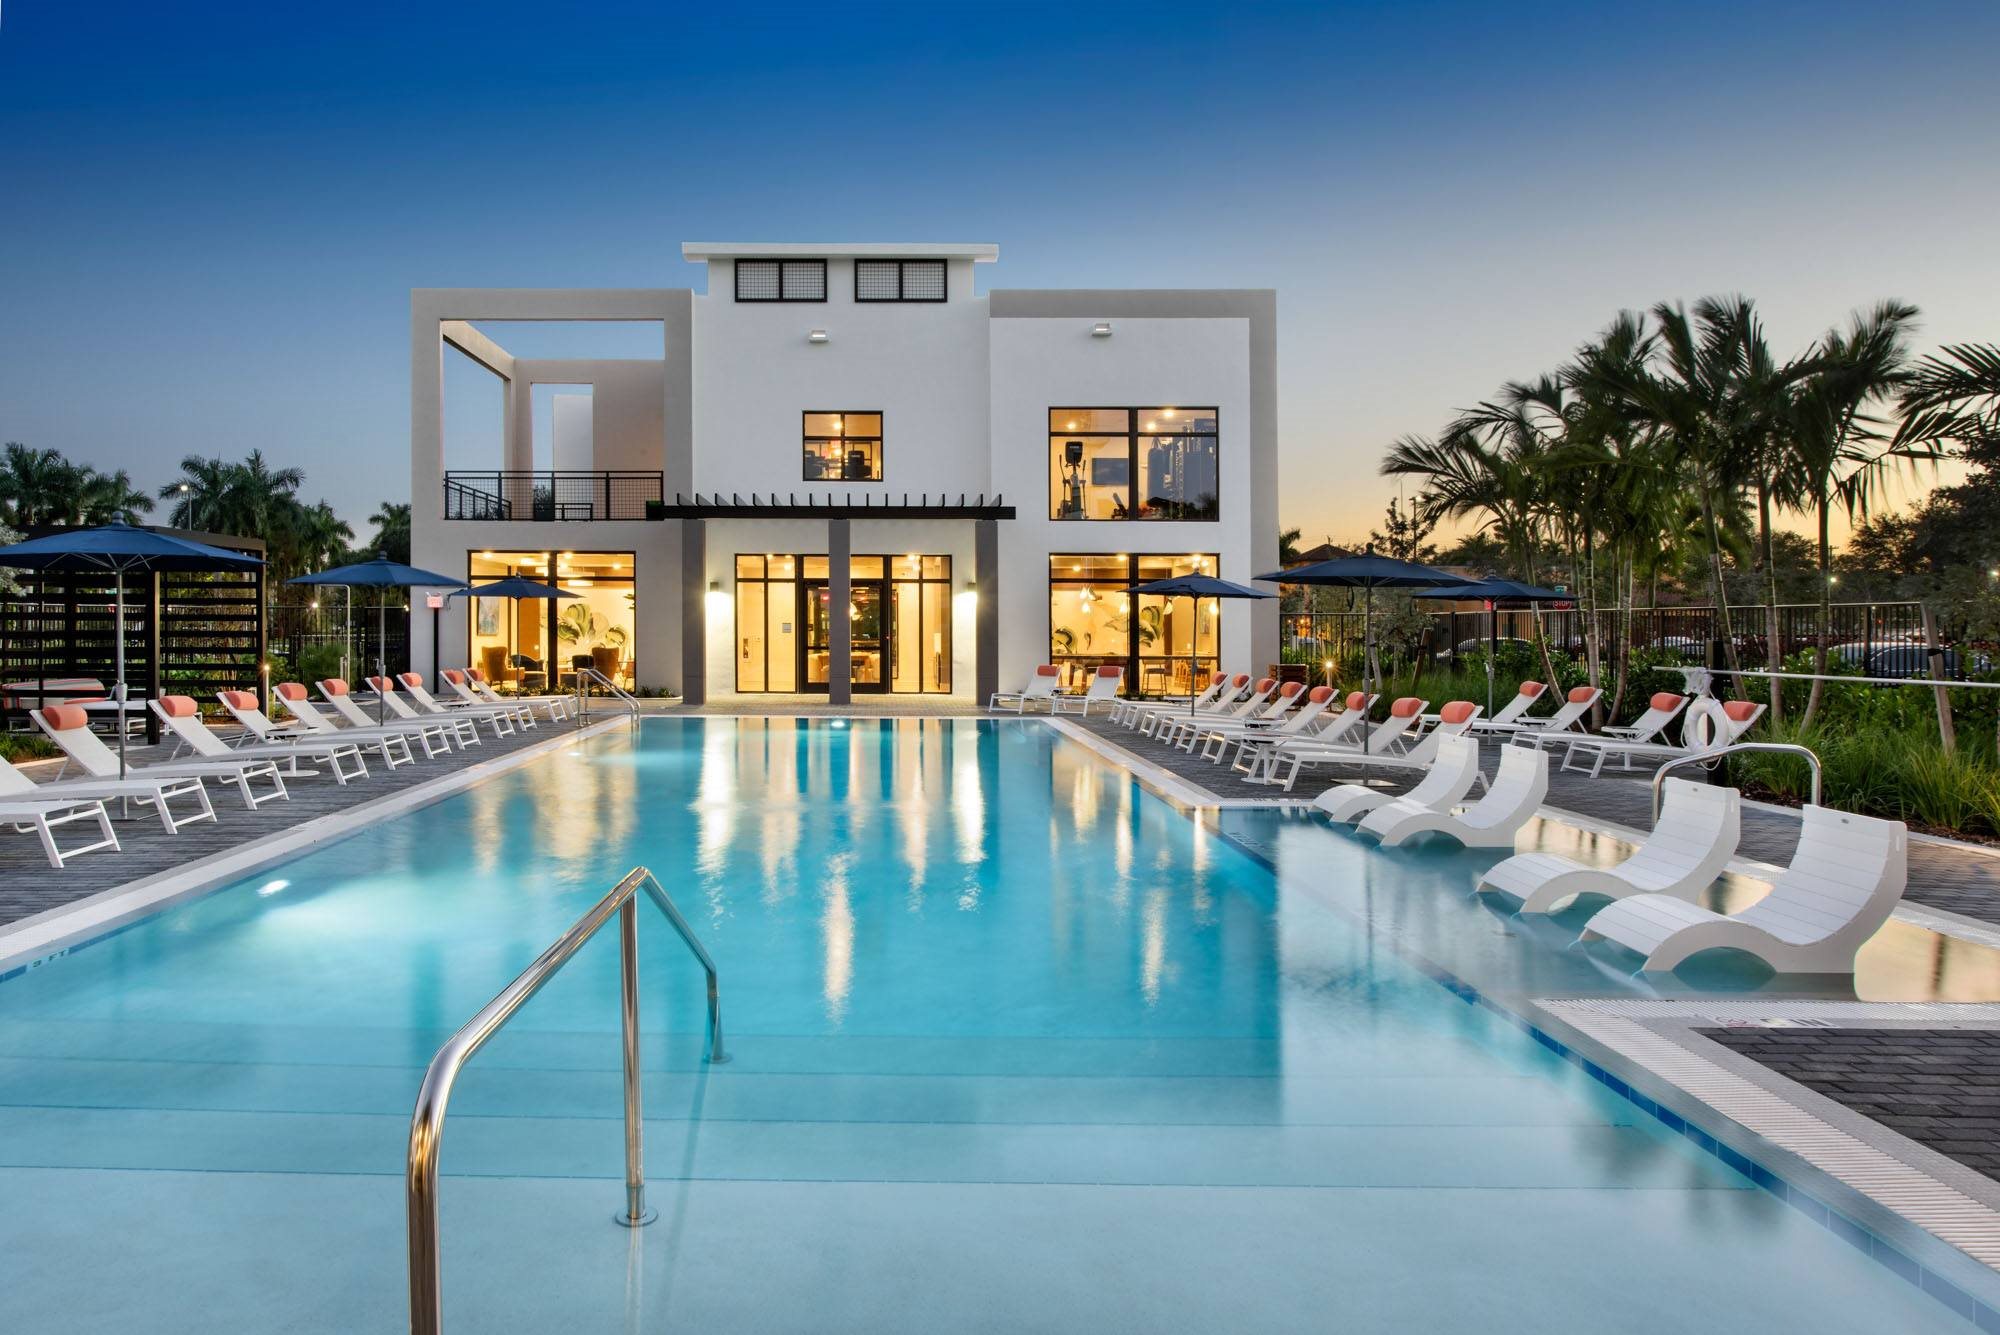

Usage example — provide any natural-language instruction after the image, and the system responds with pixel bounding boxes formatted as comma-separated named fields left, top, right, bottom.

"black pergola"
left=649, top=492, right=1016, bottom=519
left=0, top=526, right=267, bottom=740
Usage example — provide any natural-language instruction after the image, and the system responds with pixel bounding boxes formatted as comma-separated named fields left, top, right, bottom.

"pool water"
left=0, top=718, right=1976, bottom=1332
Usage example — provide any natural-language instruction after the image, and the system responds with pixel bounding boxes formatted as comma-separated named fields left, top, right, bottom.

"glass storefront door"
left=738, top=553, right=951, bottom=694
left=802, top=579, right=887, bottom=692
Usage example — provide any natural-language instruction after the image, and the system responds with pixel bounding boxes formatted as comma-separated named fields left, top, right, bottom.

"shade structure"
left=1412, top=576, right=1568, bottom=714
left=456, top=578, right=579, bottom=693
left=1126, top=575, right=1274, bottom=714
left=0, top=523, right=265, bottom=777
left=1253, top=549, right=1466, bottom=745
left=288, top=555, right=469, bottom=721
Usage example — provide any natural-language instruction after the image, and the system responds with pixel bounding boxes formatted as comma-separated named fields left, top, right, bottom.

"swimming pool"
left=0, top=718, right=1978, bottom=1331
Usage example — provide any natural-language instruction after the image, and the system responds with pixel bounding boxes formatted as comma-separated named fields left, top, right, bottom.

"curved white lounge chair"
left=1477, top=777, right=1741, bottom=913
left=990, top=665, right=1061, bottom=714
left=1469, top=680, right=1548, bottom=732
left=1560, top=699, right=1763, bottom=778
left=1313, top=726, right=1485, bottom=823
left=1054, top=665, right=1124, bottom=716
left=319, top=679, right=458, bottom=756
left=1358, top=739, right=1547, bottom=849
left=35, top=703, right=287, bottom=810
left=1578, top=805, right=1906, bottom=974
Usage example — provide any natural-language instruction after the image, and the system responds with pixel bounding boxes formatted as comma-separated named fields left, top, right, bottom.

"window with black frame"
left=803, top=412, right=883, bottom=481
left=1049, top=407, right=1219, bottom=520
left=1048, top=553, right=1220, bottom=695
left=854, top=259, right=947, bottom=302
left=735, top=258, right=827, bottom=302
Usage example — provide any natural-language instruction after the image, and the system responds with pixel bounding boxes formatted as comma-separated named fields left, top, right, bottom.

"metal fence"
left=443, top=471, right=664, bottom=522
left=1282, top=601, right=1981, bottom=677
left=268, top=601, right=408, bottom=681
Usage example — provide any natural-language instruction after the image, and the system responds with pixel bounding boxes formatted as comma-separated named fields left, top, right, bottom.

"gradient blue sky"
left=2, top=1, right=1995, bottom=544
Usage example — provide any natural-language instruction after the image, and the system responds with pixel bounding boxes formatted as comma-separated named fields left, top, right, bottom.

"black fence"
left=443, top=471, right=664, bottom=521
left=268, top=601, right=408, bottom=682
left=1282, top=601, right=1981, bottom=678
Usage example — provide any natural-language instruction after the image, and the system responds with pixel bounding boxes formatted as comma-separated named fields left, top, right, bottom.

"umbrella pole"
left=1362, top=584, right=1374, bottom=749
left=1488, top=603, right=1496, bottom=716
left=1187, top=595, right=1197, bottom=716
left=377, top=599, right=388, bottom=724
left=115, top=569, right=128, bottom=780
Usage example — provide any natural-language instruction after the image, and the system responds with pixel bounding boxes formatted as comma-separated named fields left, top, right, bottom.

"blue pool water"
left=0, top=718, right=1976, bottom=1332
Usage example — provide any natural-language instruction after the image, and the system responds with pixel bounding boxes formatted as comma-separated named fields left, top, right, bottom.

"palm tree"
left=272, top=500, right=355, bottom=583
left=1783, top=301, right=1926, bottom=724
left=364, top=501, right=411, bottom=564
left=1896, top=342, right=2000, bottom=454
left=75, top=468, right=154, bottom=525
left=159, top=456, right=239, bottom=530
left=0, top=443, right=80, bottom=528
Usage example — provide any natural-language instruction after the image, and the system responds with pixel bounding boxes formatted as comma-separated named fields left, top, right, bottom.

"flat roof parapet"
left=681, top=242, right=998, bottom=263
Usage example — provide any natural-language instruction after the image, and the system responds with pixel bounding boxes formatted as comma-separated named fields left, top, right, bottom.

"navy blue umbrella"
left=456, top=578, right=578, bottom=692
left=1127, top=575, right=1275, bottom=713
left=0, top=523, right=264, bottom=775
left=1254, top=549, right=1467, bottom=745
left=1413, top=576, right=1568, bottom=714
left=288, top=555, right=469, bottom=720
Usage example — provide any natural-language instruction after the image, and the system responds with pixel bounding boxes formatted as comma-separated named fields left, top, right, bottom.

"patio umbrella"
left=1413, top=576, right=1567, bottom=715
left=288, top=555, right=468, bottom=722
left=455, top=576, right=578, bottom=692
left=1253, top=548, right=1465, bottom=746
left=1125, top=575, right=1276, bottom=714
left=0, top=522, right=264, bottom=778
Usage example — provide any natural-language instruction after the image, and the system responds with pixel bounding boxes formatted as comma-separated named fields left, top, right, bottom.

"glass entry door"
left=801, top=580, right=887, bottom=693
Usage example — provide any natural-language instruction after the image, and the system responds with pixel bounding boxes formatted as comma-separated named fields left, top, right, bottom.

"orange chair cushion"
left=1307, top=685, right=1333, bottom=703
left=219, top=691, right=257, bottom=710
left=1345, top=692, right=1367, bottom=710
left=1277, top=681, right=1303, bottom=698
left=1441, top=701, right=1477, bottom=724
left=443, top=669, right=465, bottom=684
left=1096, top=665, right=1122, bottom=678
left=1566, top=686, right=1596, bottom=704
left=1723, top=699, right=1760, bottom=721
left=157, top=696, right=198, bottom=718
left=42, top=704, right=89, bottom=731
left=1231, top=674, right=1251, bottom=687
left=1389, top=697, right=1422, bottom=718
left=367, top=677, right=393, bottom=691
left=1254, top=678, right=1275, bottom=693
left=468, top=667, right=487, bottom=682
left=1520, top=680, right=1545, bottom=697
left=321, top=679, right=349, bottom=696
left=1034, top=665, right=1060, bottom=677
left=276, top=682, right=307, bottom=701
left=398, top=673, right=423, bottom=687
left=1210, top=672, right=1227, bottom=686
left=1650, top=692, right=1683, bottom=712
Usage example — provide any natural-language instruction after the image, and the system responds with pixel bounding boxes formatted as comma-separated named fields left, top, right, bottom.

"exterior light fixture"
left=1091, top=322, right=1112, bottom=338
left=808, top=329, right=830, bottom=344
left=709, top=580, right=720, bottom=593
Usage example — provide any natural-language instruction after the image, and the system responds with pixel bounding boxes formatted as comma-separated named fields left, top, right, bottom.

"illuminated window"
left=1049, top=407, right=1219, bottom=521
left=803, top=412, right=884, bottom=481
left=1048, top=553, right=1219, bottom=695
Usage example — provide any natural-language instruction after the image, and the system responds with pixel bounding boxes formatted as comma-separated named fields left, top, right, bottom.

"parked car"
left=1436, top=636, right=1535, bottom=661
left=1865, top=645, right=1989, bottom=679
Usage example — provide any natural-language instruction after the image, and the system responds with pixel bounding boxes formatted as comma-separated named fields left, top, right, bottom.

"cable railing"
left=405, top=866, right=724, bottom=1335
left=1651, top=741, right=1822, bottom=822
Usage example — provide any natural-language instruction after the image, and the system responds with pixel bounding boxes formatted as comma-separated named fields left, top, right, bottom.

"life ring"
left=1682, top=696, right=1730, bottom=750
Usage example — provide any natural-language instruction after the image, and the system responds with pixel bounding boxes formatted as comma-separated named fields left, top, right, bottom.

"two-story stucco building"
left=409, top=243, right=1276, bottom=704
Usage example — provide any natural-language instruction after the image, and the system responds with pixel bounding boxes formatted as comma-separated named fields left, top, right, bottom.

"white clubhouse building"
left=409, top=243, right=1276, bottom=704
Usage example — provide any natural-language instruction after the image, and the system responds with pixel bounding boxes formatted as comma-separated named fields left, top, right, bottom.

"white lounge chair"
left=1254, top=699, right=1475, bottom=791
left=1560, top=699, right=1764, bottom=778
left=439, top=669, right=534, bottom=726
left=1467, top=680, right=1548, bottom=733
left=1197, top=684, right=1339, bottom=762
left=462, top=667, right=573, bottom=723
left=1578, top=805, right=1906, bottom=974
left=1358, top=739, right=1547, bottom=849
left=318, top=679, right=458, bottom=756
left=398, top=673, right=523, bottom=736
left=167, top=694, right=372, bottom=783
left=1492, top=686, right=1602, bottom=744
left=365, top=677, right=481, bottom=746
left=990, top=666, right=1061, bottom=714
left=1112, top=672, right=1229, bottom=728
left=35, top=703, right=287, bottom=810
left=269, top=683, right=418, bottom=768
left=1233, top=690, right=1376, bottom=778
left=1477, top=778, right=1741, bottom=914
left=1160, top=679, right=1289, bottom=749
left=0, top=792, right=119, bottom=867
left=1313, top=724, right=1485, bottom=823
left=1182, top=681, right=1306, bottom=756
left=0, top=748, right=215, bottom=834
left=1137, top=674, right=1258, bottom=736
left=1053, top=665, right=1124, bottom=716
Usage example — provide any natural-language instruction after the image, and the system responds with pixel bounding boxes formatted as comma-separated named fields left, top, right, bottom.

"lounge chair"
left=398, top=673, right=524, bottom=736
left=439, top=669, right=535, bottom=726
left=268, top=684, right=418, bottom=768
left=1052, top=665, right=1124, bottom=716
left=1313, top=726, right=1485, bottom=823
left=318, top=679, right=458, bottom=756
left=462, top=667, right=573, bottom=723
left=0, top=792, right=120, bottom=867
left=1577, top=805, right=1906, bottom=974
left=1232, top=690, right=1376, bottom=775
left=1137, top=674, right=1258, bottom=736
left=1196, top=684, right=1336, bottom=762
left=1491, top=686, right=1602, bottom=744
left=990, top=666, right=1061, bottom=714
left=1560, top=698, right=1764, bottom=778
left=0, top=750, right=216, bottom=835
left=1477, top=778, right=1741, bottom=914
left=1467, top=680, right=1548, bottom=733
left=1252, top=699, right=1473, bottom=791
left=167, top=694, right=372, bottom=783
left=1158, top=678, right=1286, bottom=749
left=1111, top=672, right=1229, bottom=728
left=364, top=677, right=482, bottom=746
left=1357, top=739, right=1547, bottom=849
left=1173, top=680, right=1303, bottom=755
left=34, top=703, right=287, bottom=810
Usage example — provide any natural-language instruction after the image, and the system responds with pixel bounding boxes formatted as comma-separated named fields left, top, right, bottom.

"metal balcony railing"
left=442, top=471, right=665, bottom=522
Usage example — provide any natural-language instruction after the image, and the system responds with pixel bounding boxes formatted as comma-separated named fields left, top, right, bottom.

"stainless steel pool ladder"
left=1651, top=741, right=1821, bottom=822
left=405, top=866, right=725, bottom=1335
left=574, top=666, right=641, bottom=725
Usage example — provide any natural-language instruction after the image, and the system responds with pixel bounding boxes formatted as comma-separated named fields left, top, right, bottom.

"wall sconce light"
left=808, top=329, right=830, bottom=344
left=709, top=580, right=721, bottom=592
left=1091, top=322, right=1113, bottom=338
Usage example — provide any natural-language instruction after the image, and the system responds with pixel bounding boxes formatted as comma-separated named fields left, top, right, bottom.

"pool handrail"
left=574, top=665, right=641, bottom=724
left=1650, top=741, right=1821, bottom=823
left=405, top=866, right=724, bottom=1335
